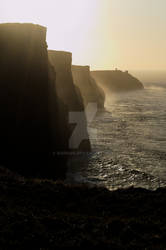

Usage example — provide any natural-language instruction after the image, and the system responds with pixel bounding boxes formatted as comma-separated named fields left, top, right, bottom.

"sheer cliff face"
left=48, top=50, right=91, bottom=151
left=48, top=51, right=83, bottom=111
left=72, top=65, right=105, bottom=110
left=0, top=23, right=68, bottom=178
left=91, top=70, right=144, bottom=93
left=0, top=23, right=49, bottom=152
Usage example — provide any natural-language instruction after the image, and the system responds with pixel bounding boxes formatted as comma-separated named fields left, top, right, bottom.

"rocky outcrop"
left=0, top=23, right=68, bottom=178
left=48, top=50, right=91, bottom=151
left=72, top=65, right=105, bottom=109
left=91, top=70, right=144, bottom=93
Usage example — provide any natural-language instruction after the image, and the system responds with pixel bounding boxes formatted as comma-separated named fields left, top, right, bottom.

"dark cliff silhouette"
left=0, top=23, right=68, bottom=178
left=48, top=50, right=91, bottom=151
left=91, top=70, right=144, bottom=93
left=72, top=65, right=105, bottom=110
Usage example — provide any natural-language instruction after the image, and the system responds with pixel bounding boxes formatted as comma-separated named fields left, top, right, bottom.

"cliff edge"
left=48, top=50, right=91, bottom=151
left=0, top=23, right=68, bottom=178
left=72, top=65, right=105, bottom=110
left=91, top=70, right=144, bottom=93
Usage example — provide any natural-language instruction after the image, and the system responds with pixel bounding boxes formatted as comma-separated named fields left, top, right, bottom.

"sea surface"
left=67, top=83, right=166, bottom=190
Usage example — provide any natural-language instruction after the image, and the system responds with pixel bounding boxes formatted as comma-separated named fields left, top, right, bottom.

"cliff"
left=0, top=23, right=68, bottom=178
left=48, top=50, right=91, bottom=151
left=91, top=70, right=144, bottom=93
left=0, top=171, right=166, bottom=248
left=72, top=65, right=105, bottom=109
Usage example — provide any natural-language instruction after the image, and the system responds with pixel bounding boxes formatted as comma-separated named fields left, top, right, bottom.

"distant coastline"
left=130, top=70, right=166, bottom=84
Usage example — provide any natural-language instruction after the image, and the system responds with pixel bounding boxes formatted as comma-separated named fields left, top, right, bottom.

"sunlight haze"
left=1, top=0, right=166, bottom=70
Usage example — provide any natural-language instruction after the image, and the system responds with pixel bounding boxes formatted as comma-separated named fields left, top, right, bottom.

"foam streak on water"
left=67, top=83, right=166, bottom=190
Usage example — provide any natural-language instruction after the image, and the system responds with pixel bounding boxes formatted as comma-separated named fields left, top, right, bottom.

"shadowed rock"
left=91, top=70, right=144, bottom=93
left=72, top=65, right=105, bottom=110
left=0, top=23, right=68, bottom=178
left=48, top=50, right=91, bottom=151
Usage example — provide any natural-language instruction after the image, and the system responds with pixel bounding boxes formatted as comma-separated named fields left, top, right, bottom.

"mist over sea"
left=67, top=76, right=166, bottom=190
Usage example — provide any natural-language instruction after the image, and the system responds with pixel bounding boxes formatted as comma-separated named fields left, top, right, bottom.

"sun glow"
left=1, top=0, right=166, bottom=70
left=1, top=0, right=101, bottom=66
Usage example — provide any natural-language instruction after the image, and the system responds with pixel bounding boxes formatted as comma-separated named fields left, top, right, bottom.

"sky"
left=1, top=0, right=166, bottom=70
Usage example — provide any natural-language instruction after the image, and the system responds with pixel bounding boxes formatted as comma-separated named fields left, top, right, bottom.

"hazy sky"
left=1, top=0, right=166, bottom=70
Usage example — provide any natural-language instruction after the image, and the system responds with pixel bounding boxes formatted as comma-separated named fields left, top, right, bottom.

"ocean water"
left=67, top=83, right=166, bottom=190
